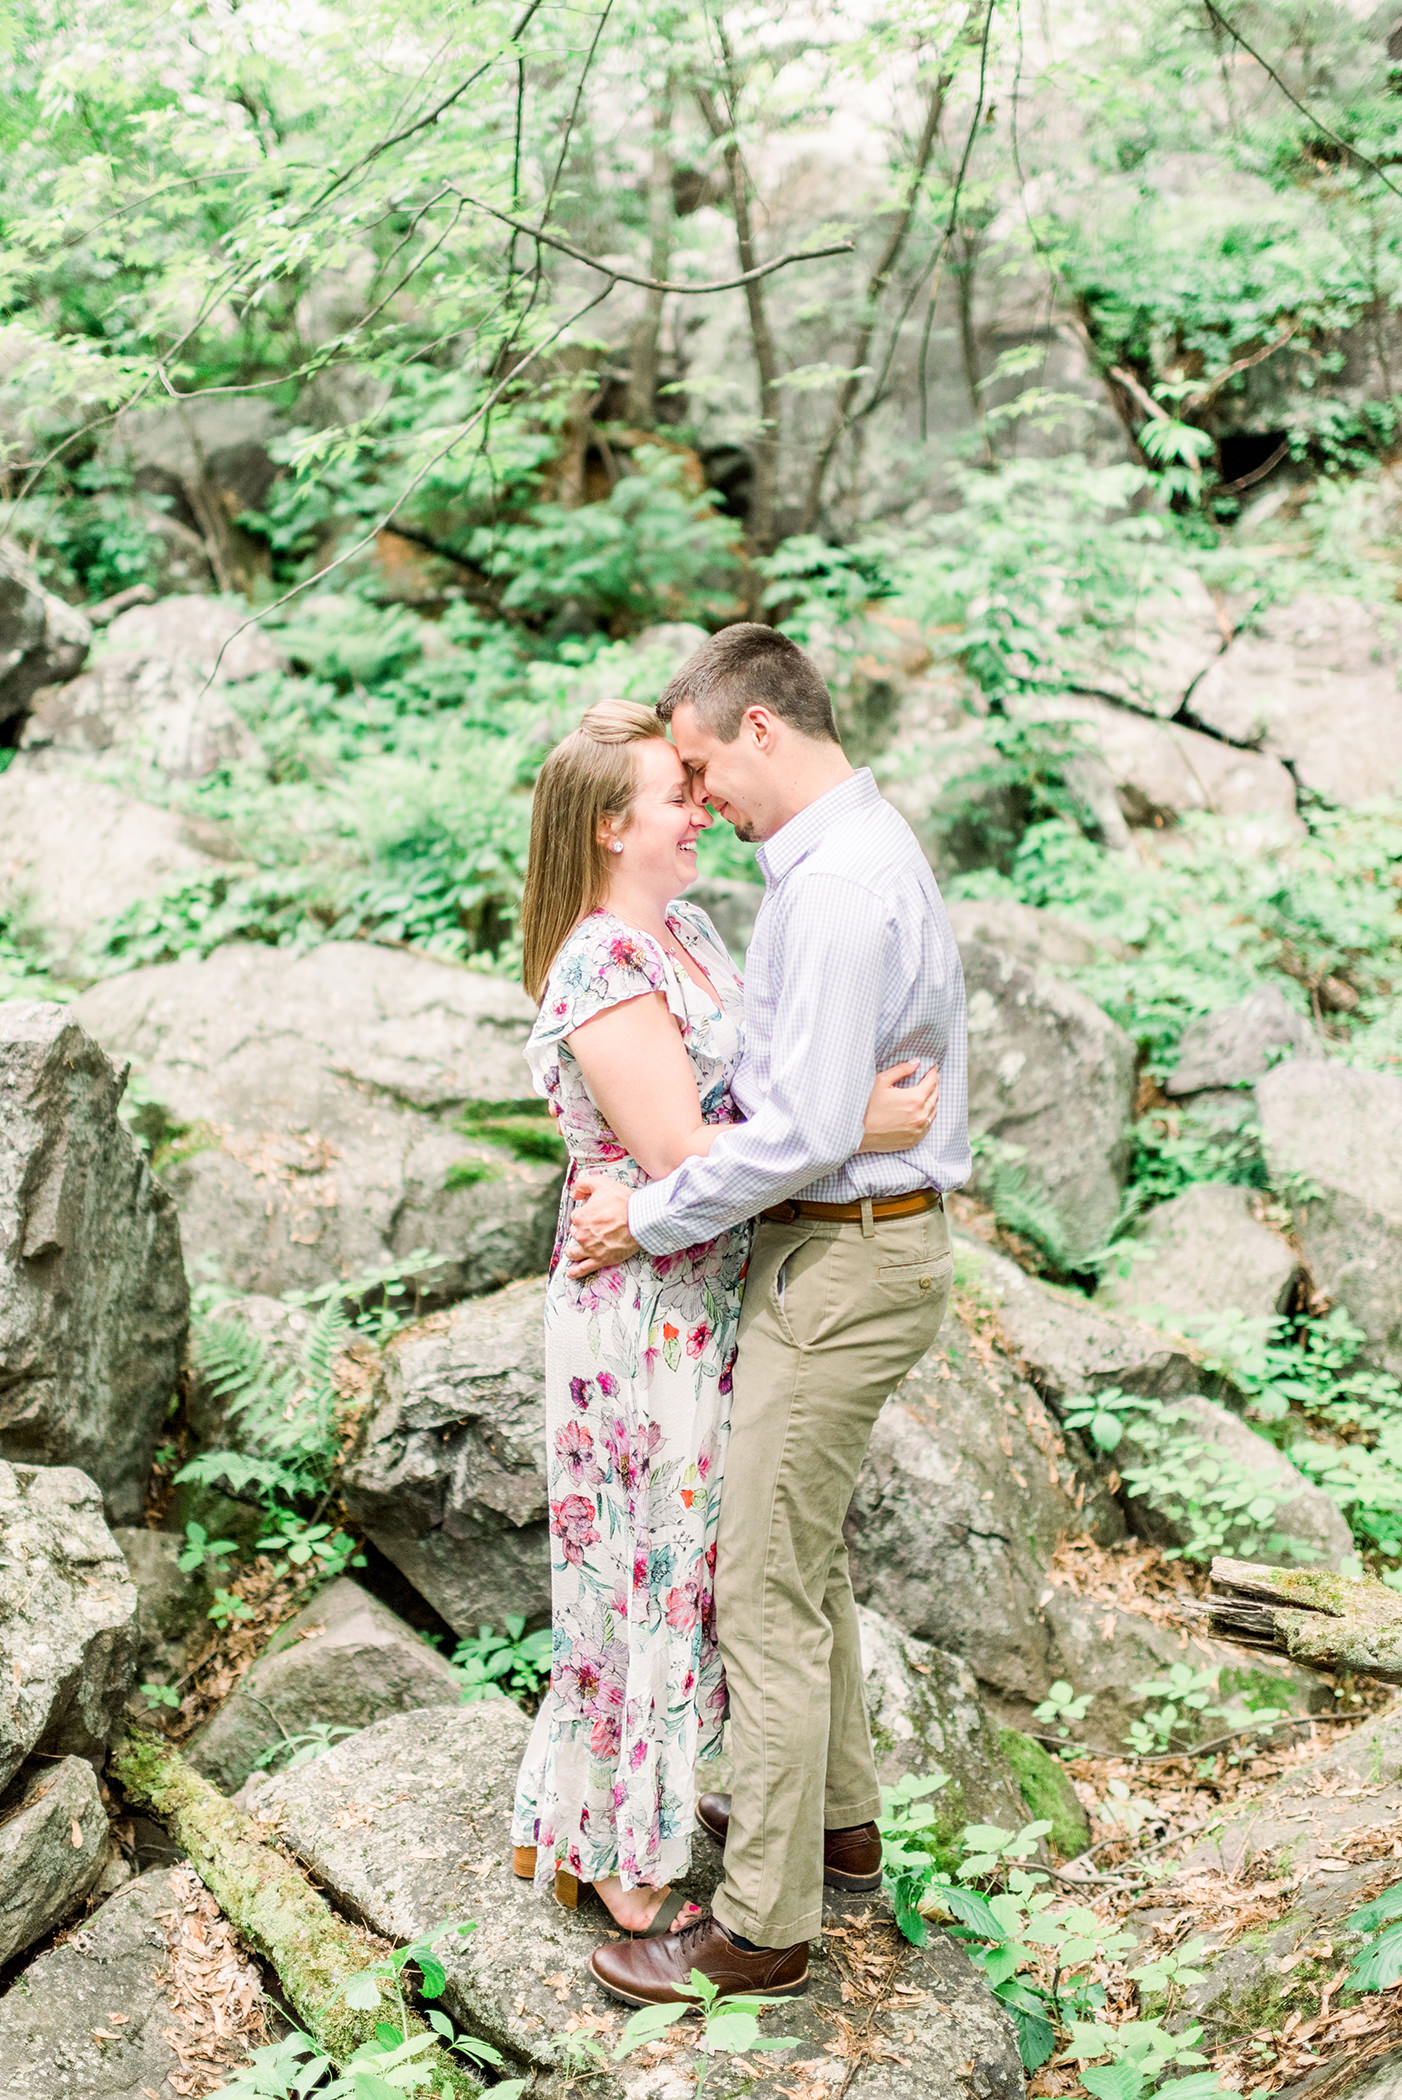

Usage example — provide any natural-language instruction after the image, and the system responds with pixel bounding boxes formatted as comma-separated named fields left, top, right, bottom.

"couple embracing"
left=508, top=623, right=971, bottom=2008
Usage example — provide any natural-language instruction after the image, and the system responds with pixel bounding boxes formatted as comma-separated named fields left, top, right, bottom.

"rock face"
left=961, top=939, right=1137, bottom=1265
left=1165, top=985, right=1318, bottom=1096
left=0, top=542, right=90, bottom=732
left=0, top=1756, right=107, bottom=1965
left=72, top=941, right=562, bottom=1302
left=187, top=1576, right=462, bottom=1792
left=0, top=1864, right=273, bottom=2099
left=345, top=1278, right=552, bottom=1635
left=112, top=1527, right=211, bottom=1686
left=1137, top=1704, right=1402, bottom=2052
left=1258, top=1061, right=1402, bottom=1375
left=256, top=1701, right=1024, bottom=2099
left=857, top=1604, right=1026, bottom=1840
left=1034, top=1581, right=1334, bottom=1755
left=1191, top=594, right=1402, bottom=807
left=0, top=1004, right=188, bottom=1520
left=0, top=768, right=221, bottom=974
left=947, top=895, right=1107, bottom=973
left=846, top=1297, right=1124, bottom=1711
left=0, top=1463, right=137, bottom=1792
left=1096, top=1182, right=1300, bottom=1329
left=966, top=1235, right=1210, bottom=1408
left=1112, top=1392, right=1354, bottom=1567
left=1037, top=692, right=1301, bottom=837
left=19, top=593, right=272, bottom=783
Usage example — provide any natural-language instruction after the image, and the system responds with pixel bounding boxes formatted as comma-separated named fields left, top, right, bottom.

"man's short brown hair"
left=656, top=623, right=839, bottom=744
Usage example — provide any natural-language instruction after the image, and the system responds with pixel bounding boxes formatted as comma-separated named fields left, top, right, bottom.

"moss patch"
left=443, top=1157, right=505, bottom=1191
left=455, top=1103, right=567, bottom=1166
left=999, top=1728, right=1091, bottom=1858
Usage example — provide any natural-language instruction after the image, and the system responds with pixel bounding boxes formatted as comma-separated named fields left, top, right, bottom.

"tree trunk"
left=1208, top=1556, right=1402, bottom=1683
left=627, top=81, right=675, bottom=428
left=109, top=1728, right=483, bottom=2093
left=801, top=56, right=953, bottom=531
left=695, top=32, right=780, bottom=562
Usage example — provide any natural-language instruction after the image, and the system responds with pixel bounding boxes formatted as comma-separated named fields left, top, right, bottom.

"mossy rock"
left=998, top=1727, right=1091, bottom=1859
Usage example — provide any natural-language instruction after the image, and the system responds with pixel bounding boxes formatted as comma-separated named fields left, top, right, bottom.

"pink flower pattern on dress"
left=511, top=901, right=749, bottom=1895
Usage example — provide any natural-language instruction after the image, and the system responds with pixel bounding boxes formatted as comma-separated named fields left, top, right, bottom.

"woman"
left=509, top=698, right=935, bottom=1937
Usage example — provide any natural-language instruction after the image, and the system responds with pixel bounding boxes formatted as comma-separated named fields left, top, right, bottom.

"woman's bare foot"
left=591, top=1874, right=702, bottom=1934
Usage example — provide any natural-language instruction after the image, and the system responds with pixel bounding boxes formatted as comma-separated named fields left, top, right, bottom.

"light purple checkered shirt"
left=629, top=767, right=971, bottom=1256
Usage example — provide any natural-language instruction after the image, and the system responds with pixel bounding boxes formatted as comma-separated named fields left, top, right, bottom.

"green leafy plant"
left=606, top=1967, right=801, bottom=2099
left=255, top=1517, right=365, bottom=1582
left=207, top=1587, right=256, bottom=1630
left=451, top=1618, right=553, bottom=1704
left=1344, top=1881, right=1402, bottom=1991
left=178, top=1520, right=239, bottom=1576
left=1032, top=1679, right=1092, bottom=1745
left=139, top=1681, right=183, bottom=1711
left=252, top=1723, right=360, bottom=1775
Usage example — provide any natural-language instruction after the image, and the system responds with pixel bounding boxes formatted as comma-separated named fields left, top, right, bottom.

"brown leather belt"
left=761, top=1188, right=944, bottom=1226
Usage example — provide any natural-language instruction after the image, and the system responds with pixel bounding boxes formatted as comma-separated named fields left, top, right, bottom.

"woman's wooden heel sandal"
left=512, top=1845, right=537, bottom=1880
left=554, top=1868, right=581, bottom=1909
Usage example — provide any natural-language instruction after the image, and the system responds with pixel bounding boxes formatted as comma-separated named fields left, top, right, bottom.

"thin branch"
left=305, top=0, right=548, bottom=214
left=1184, top=321, right=1298, bottom=412
left=448, top=189, right=853, bottom=293
left=917, top=0, right=996, bottom=441
left=1202, top=1, right=1402, bottom=202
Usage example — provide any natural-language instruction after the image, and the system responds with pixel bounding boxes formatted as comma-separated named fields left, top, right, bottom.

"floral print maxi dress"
left=510, top=899, right=749, bottom=1892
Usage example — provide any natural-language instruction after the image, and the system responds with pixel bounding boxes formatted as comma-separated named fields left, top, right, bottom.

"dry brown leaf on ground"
left=155, top=1864, right=268, bottom=2096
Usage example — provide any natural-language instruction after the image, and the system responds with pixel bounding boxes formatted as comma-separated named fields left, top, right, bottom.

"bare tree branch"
left=450, top=188, right=853, bottom=294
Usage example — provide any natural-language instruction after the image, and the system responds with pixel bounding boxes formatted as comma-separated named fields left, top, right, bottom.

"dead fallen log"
left=110, top=1727, right=483, bottom=2092
left=1208, top=1556, right=1402, bottom=1683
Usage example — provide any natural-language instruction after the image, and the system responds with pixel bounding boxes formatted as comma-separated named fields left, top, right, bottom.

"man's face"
left=668, top=700, right=771, bottom=843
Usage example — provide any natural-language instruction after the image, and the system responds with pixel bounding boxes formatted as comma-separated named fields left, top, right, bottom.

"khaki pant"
left=712, top=1203, right=952, bottom=1948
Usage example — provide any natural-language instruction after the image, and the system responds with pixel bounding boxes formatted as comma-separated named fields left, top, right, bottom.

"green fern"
left=179, top=1298, right=351, bottom=1506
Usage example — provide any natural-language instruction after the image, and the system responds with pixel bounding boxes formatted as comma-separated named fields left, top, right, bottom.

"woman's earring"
left=608, top=841, right=623, bottom=854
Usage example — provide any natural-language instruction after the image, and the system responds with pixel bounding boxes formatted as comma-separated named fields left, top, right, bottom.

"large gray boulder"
left=1096, top=1182, right=1300, bottom=1330
left=1029, top=692, right=1301, bottom=838
left=0, top=1863, right=275, bottom=2098
left=0, top=1462, right=137, bottom=1791
left=947, top=895, right=1108, bottom=973
left=964, top=1234, right=1212, bottom=1408
left=856, top=1603, right=1026, bottom=1838
left=187, top=1575, right=462, bottom=1792
left=0, top=767, right=222, bottom=977
left=72, top=941, right=562, bottom=1302
left=845, top=1299, right=1124, bottom=1711
left=0, top=542, right=89, bottom=733
left=962, top=939, right=1137, bottom=1265
left=1258, top=1060, right=1402, bottom=1375
left=19, top=593, right=272, bottom=783
left=0, top=1756, right=107, bottom=1965
left=1191, top=594, right=1402, bottom=807
left=344, top=1277, right=551, bottom=1635
left=0, top=1003, right=188, bottom=1519
left=1165, top=984, right=1319, bottom=1096
left=255, top=1701, right=1024, bottom=2099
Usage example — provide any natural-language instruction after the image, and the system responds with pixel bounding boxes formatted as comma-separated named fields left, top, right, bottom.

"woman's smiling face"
left=605, top=735, right=711, bottom=898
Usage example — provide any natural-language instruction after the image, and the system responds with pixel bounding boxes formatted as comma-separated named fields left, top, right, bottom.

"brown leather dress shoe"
left=696, top=1794, right=883, bottom=1893
left=589, top=1911, right=808, bottom=2008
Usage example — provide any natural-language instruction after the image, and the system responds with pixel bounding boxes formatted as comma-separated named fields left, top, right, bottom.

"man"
left=566, top=623, right=970, bottom=2008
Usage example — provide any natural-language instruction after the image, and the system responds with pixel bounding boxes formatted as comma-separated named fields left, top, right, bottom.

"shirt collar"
left=756, top=767, right=878, bottom=888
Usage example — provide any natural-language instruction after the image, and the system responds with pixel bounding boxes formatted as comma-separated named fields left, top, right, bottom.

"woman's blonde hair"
left=520, top=697, right=669, bottom=1001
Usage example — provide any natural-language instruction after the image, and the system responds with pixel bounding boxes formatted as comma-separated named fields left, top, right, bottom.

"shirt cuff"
left=628, top=1179, right=675, bottom=1255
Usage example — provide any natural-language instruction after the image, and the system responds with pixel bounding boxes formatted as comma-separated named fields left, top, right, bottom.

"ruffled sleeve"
left=525, top=913, right=688, bottom=1098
